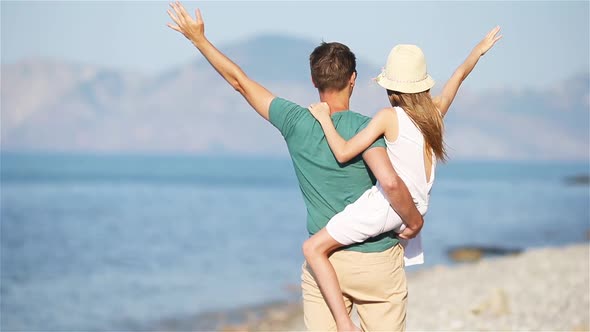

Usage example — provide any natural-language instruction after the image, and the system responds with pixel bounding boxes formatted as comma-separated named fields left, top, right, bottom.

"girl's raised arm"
left=433, top=26, right=502, bottom=117
left=308, top=103, right=393, bottom=163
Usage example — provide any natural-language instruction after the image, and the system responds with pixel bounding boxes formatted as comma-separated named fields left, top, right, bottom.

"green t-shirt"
left=269, top=97, right=399, bottom=253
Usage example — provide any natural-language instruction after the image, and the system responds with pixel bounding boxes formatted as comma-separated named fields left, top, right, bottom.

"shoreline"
left=152, top=242, right=589, bottom=331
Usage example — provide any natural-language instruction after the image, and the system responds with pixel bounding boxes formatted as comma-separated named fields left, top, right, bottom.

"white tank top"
left=380, top=106, right=436, bottom=215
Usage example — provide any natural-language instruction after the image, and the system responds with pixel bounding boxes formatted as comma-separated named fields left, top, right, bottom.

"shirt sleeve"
left=268, top=97, right=308, bottom=139
left=358, top=117, right=387, bottom=150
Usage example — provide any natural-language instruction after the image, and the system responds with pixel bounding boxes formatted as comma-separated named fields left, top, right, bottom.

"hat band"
left=380, top=70, right=429, bottom=83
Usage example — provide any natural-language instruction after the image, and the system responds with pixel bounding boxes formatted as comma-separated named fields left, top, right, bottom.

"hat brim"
left=376, top=73, right=435, bottom=94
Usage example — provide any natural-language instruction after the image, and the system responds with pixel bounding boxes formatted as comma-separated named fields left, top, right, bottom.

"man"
left=167, top=2, right=424, bottom=330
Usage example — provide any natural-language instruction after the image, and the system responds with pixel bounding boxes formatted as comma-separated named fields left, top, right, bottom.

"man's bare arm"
left=363, top=147, right=423, bottom=239
left=167, top=2, right=274, bottom=120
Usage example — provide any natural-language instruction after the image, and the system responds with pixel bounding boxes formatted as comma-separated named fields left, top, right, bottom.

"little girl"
left=303, top=27, right=502, bottom=332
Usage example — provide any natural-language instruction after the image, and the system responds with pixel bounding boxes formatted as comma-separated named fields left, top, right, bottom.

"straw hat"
left=375, top=44, right=435, bottom=93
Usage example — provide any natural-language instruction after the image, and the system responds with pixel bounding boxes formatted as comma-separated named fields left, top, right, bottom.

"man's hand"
left=167, top=1, right=205, bottom=45
left=165, top=1, right=275, bottom=120
left=397, top=221, right=422, bottom=240
left=308, top=102, right=332, bottom=125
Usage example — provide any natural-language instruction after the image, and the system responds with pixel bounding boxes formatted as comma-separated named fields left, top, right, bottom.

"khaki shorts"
left=301, top=243, right=407, bottom=331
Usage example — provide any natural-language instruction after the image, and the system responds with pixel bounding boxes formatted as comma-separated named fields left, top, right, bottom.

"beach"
left=216, top=243, right=589, bottom=331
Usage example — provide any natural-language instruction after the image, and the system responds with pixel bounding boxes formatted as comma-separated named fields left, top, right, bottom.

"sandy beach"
left=214, top=243, right=589, bottom=331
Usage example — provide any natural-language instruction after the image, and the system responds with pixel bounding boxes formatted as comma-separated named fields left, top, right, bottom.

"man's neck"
left=318, top=89, right=351, bottom=114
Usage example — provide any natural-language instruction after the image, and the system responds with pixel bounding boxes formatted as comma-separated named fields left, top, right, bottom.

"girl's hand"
left=476, top=26, right=502, bottom=56
left=308, top=102, right=332, bottom=124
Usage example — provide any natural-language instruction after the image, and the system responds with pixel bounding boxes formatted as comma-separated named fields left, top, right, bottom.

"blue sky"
left=2, top=1, right=589, bottom=91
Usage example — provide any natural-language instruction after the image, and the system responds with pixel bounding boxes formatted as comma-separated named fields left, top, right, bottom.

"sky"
left=2, top=1, right=589, bottom=92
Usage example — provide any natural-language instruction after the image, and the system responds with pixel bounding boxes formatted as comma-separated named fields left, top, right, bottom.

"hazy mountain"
left=1, top=35, right=588, bottom=160
left=444, top=72, right=589, bottom=160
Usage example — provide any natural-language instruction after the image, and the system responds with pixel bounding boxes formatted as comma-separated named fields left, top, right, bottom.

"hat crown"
left=384, top=44, right=429, bottom=83
left=375, top=44, right=435, bottom=94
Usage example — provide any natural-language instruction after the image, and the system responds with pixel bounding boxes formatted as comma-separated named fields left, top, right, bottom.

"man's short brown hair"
left=309, top=42, right=357, bottom=92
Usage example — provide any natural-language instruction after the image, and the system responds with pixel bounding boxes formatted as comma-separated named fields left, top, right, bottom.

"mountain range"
left=1, top=34, right=588, bottom=160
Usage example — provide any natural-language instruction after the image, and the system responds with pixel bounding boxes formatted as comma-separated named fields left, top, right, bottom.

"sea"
left=1, top=152, right=588, bottom=331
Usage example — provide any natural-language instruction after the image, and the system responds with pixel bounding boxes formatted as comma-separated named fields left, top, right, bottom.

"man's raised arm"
left=363, top=147, right=424, bottom=239
left=167, top=1, right=274, bottom=120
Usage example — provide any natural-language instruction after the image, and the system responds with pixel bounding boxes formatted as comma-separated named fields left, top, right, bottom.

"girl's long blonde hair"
left=388, top=90, right=447, bottom=162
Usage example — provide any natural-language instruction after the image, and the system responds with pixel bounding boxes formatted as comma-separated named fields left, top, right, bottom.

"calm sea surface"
left=1, top=152, right=588, bottom=331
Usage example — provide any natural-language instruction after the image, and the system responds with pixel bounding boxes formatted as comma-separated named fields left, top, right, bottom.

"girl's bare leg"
left=302, top=228, right=361, bottom=332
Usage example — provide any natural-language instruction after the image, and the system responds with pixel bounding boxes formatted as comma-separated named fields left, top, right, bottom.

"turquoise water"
left=1, top=152, right=588, bottom=330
